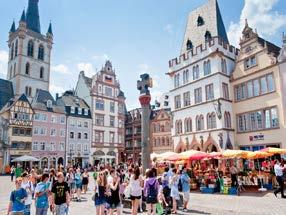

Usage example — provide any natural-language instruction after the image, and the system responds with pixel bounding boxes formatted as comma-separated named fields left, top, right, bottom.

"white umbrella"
left=11, top=155, right=39, bottom=162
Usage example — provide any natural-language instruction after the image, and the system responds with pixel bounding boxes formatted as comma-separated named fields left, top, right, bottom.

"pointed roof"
left=47, top=22, right=53, bottom=35
left=181, top=0, right=229, bottom=53
left=10, top=21, right=16, bottom=33
left=0, top=79, right=14, bottom=110
left=20, top=9, right=26, bottom=22
left=26, top=0, right=41, bottom=33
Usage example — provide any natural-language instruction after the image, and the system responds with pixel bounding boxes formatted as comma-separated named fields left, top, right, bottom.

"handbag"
left=124, top=185, right=131, bottom=199
left=92, top=193, right=99, bottom=201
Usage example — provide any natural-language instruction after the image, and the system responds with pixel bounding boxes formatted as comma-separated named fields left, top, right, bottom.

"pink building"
left=31, top=90, right=66, bottom=169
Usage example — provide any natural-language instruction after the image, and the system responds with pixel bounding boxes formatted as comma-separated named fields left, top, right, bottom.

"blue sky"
left=0, top=0, right=286, bottom=109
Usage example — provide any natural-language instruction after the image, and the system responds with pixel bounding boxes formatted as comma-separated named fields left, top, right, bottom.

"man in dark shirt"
left=51, top=172, right=70, bottom=215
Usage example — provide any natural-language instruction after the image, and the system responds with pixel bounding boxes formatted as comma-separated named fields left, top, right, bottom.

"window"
left=221, top=59, right=227, bottom=74
left=40, top=142, right=45, bottom=151
left=70, top=132, right=74, bottom=139
left=40, top=67, right=44, bottom=79
left=33, top=127, right=39, bottom=135
left=205, top=31, right=212, bottom=42
left=224, top=112, right=231, bottom=128
left=50, top=142, right=55, bottom=151
left=267, top=74, right=274, bottom=92
left=196, top=115, right=204, bottom=131
left=245, top=56, right=257, bottom=69
left=38, top=45, right=44, bottom=60
left=109, top=132, right=115, bottom=143
left=207, top=112, right=216, bottom=129
left=51, top=115, right=57, bottom=123
left=95, top=99, right=105, bottom=110
left=174, top=95, right=181, bottom=109
left=186, top=39, right=193, bottom=50
left=222, top=83, right=229, bottom=99
left=110, top=102, right=115, bottom=113
left=183, top=70, right=189, bottom=84
left=78, top=107, right=82, bottom=115
left=25, top=86, right=32, bottom=97
left=59, top=143, right=64, bottom=151
left=95, top=114, right=104, bottom=126
left=194, top=88, right=202, bottom=104
left=77, top=121, right=82, bottom=127
left=183, top=92, right=191, bottom=107
left=197, top=16, right=204, bottom=26
left=174, top=74, right=180, bottom=88
left=39, top=127, right=46, bottom=135
left=84, top=108, right=89, bottom=116
left=253, top=79, right=259, bottom=96
left=71, top=107, right=75, bottom=114
left=84, top=121, right=88, bottom=128
left=247, top=81, right=253, bottom=98
left=118, top=104, right=124, bottom=114
left=27, top=40, right=34, bottom=57
left=105, top=87, right=113, bottom=97
left=78, top=133, right=81, bottom=139
left=237, top=107, right=279, bottom=132
left=32, top=142, right=38, bottom=151
left=206, top=84, right=214, bottom=101
left=10, top=43, right=14, bottom=60
left=193, top=65, right=199, bottom=80
left=94, top=131, right=104, bottom=143
left=175, top=120, right=182, bottom=135
left=110, top=116, right=115, bottom=127
left=60, top=116, right=65, bottom=124
left=25, top=63, right=30, bottom=75
left=260, top=76, right=267, bottom=94
left=203, top=60, right=211, bottom=76
left=60, top=129, right=65, bottom=137
left=15, top=40, right=18, bottom=57
left=184, top=118, right=192, bottom=133
left=84, top=133, right=88, bottom=139
left=50, top=128, right=56, bottom=136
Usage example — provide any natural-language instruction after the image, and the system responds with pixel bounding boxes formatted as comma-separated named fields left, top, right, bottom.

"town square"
left=1, top=0, right=286, bottom=214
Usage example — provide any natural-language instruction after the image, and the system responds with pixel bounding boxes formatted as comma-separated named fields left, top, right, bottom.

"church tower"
left=7, top=0, right=53, bottom=99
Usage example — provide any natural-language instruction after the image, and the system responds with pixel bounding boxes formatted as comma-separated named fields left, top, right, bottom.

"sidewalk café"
left=151, top=147, right=286, bottom=195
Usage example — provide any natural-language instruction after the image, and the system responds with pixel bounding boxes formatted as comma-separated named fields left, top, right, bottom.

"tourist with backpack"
left=181, top=166, right=190, bottom=212
left=144, top=169, right=159, bottom=215
left=7, top=177, right=27, bottom=215
left=21, top=173, right=34, bottom=215
left=34, top=173, right=50, bottom=215
left=170, top=169, right=180, bottom=214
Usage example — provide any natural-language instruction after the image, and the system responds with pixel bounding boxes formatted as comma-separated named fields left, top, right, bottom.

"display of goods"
left=209, top=184, right=216, bottom=189
left=191, top=183, right=198, bottom=190
left=228, top=187, right=238, bottom=195
left=223, top=187, right=229, bottom=194
left=201, top=187, right=215, bottom=194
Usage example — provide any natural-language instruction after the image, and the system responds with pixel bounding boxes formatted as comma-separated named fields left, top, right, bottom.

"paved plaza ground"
left=0, top=175, right=286, bottom=215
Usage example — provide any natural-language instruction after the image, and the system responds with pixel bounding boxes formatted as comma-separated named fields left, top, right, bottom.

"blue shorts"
left=95, top=197, right=106, bottom=206
left=75, top=183, right=82, bottom=189
left=24, top=204, right=31, bottom=215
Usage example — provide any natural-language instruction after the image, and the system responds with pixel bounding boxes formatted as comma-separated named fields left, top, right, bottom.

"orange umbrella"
left=221, top=149, right=249, bottom=159
left=245, top=151, right=272, bottom=159
left=178, top=150, right=206, bottom=160
left=260, top=147, right=286, bottom=154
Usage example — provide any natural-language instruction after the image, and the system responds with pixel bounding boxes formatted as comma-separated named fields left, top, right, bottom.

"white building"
left=75, top=61, right=126, bottom=165
left=7, top=0, right=53, bottom=99
left=167, top=0, right=239, bottom=152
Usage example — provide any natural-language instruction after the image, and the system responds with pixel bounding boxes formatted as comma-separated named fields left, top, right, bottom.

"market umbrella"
left=158, top=152, right=179, bottom=162
left=221, top=149, right=249, bottom=159
left=260, top=147, right=286, bottom=155
left=245, top=151, right=273, bottom=159
left=11, top=155, right=39, bottom=162
left=150, top=153, right=159, bottom=160
left=207, top=152, right=222, bottom=159
left=178, top=150, right=206, bottom=160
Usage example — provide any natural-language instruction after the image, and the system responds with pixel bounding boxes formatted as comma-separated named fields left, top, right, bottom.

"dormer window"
left=197, top=16, right=204, bottom=26
left=186, top=39, right=193, bottom=50
left=47, top=100, right=52, bottom=108
left=205, top=31, right=212, bottom=42
left=84, top=109, right=88, bottom=116
left=71, top=106, right=75, bottom=114
left=78, top=107, right=82, bottom=115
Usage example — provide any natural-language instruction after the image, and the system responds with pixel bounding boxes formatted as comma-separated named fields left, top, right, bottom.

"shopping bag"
left=156, top=203, right=164, bottom=215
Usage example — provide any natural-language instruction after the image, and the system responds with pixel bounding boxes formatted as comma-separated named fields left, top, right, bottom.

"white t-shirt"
left=21, top=181, right=34, bottom=205
left=130, top=175, right=142, bottom=197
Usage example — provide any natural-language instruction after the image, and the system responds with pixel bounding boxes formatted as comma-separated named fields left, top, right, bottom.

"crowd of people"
left=6, top=163, right=192, bottom=215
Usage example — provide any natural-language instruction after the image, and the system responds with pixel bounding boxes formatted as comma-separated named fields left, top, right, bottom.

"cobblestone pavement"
left=1, top=175, right=286, bottom=215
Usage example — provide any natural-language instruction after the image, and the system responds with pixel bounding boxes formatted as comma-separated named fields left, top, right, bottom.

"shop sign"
left=249, top=134, right=264, bottom=141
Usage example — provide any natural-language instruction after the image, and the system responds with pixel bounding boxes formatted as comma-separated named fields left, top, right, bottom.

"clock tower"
left=7, top=0, right=53, bottom=99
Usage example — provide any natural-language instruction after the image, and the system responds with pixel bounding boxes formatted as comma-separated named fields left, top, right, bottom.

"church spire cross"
left=26, top=0, right=41, bottom=33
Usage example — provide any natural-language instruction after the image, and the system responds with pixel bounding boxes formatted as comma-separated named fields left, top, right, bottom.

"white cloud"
left=49, top=84, right=65, bottom=96
left=0, top=50, right=8, bottom=76
left=227, top=0, right=286, bottom=47
left=51, top=64, right=70, bottom=74
left=77, top=62, right=96, bottom=77
left=164, top=24, right=173, bottom=34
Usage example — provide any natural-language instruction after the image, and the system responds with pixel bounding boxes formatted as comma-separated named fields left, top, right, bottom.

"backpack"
left=147, top=180, right=158, bottom=203
left=178, top=177, right=182, bottom=192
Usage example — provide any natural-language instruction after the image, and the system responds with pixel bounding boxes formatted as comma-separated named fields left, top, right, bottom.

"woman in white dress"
left=170, top=169, right=180, bottom=214
left=129, top=166, right=143, bottom=215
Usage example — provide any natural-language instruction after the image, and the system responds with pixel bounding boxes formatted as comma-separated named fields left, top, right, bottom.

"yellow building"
left=231, top=20, right=285, bottom=150
left=0, top=94, right=34, bottom=161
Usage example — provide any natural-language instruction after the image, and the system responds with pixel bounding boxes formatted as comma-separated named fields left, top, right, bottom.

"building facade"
left=150, top=108, right=173, bottom=153
left=57, top=91, right=92, bottom=168
left=75, top=61, right=126, bottom=165
left=231, top=22, right=286, bottom=150
left=0, top=94, right=34, bottom=161
left=7, top=0, right=53, bottom=99
left=168, top=0, right=238, bottom=153
left=125, top=108, right=142, bottom=162
left=31, top=90, right=66, bottom=169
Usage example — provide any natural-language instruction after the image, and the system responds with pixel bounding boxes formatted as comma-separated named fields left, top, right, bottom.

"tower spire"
left=47, top=22, right=53, bottom=35
left=9, top=20, right=16, bottom=33
left=26, top=0, right=41, bottom=33
left=20, top=9, right=26, bottom=22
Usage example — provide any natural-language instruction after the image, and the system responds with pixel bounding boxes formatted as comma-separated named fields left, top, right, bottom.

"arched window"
left=38, top=45, right=44, bottom=60
left=197, top=16, right=204, bottom=26
left=153, top=138, right=156, bottom=147
left=10, top=43, right=14, bottom=60
left=207, top=112, right=217, bottom=129
left=40, top=67, right=44, bottom=79
left=27, top=40, right=34, bottom=57
left=205, top=31, right=212, bottom=42
left=175, top=120, right=182, bottom=135
left=161, top=137, right=165, bottom=146
left=166, top=138, right=170, bottom=146
left=221, top=59, right=227, bottom=74
left=193, top=65, right=199, bottom=80
left=10, top=66, right=13, bottom=79
left=224, top=111, right=231, bottom=128
left=184, top=118, right=192, bottom=133
left=13, top=63, right=16, bottom=77
left=203, top=60, right=211, bottom=76
left=15, top=40, right=18, bottom=57
left=25, top=63, right=30, bottom=75
left=186, top=39, right=193, bottom=50
left=196, top=115, right=204, bottom=131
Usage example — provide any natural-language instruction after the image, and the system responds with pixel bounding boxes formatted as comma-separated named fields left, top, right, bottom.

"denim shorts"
left=94, top=197, right=106, bottom=206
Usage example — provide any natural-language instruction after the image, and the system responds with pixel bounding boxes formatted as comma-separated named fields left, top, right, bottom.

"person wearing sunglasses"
left=7, top=177, right=27, bottom=215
